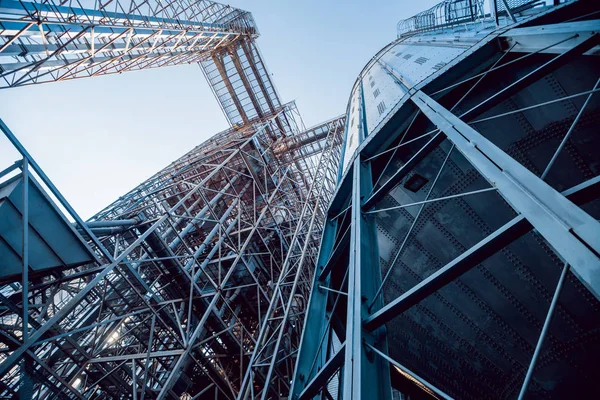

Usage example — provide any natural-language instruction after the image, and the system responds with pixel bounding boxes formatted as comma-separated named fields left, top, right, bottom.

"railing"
left=397, top=0, right=487, bottom=37
left=396, top=0, right=561, bottom=37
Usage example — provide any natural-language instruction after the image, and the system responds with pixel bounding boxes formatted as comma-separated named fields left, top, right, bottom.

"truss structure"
left=3, top=0, right=598, bottom=399
left=0, top=0, right=348, bottom=399
left=0, top=108, right=345, bottom=398
left=0, top=0, right=257, bottom=87
left=237, top=116, right=343, bottom=400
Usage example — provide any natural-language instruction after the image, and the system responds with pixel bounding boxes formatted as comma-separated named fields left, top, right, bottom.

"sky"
left=0, top=0, right=440, bottom=219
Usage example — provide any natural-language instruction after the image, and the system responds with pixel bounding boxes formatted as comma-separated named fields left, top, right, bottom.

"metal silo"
left=292, top=1, right=600, bottom=399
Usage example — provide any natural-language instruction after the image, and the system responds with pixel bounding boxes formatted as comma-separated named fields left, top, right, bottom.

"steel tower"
left=0, top=0, right=345, bottom=398
left=292, top=0, right=600, bottom=399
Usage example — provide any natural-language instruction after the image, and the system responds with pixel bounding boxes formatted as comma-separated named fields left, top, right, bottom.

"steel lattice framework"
left=3, top=0, right=600, bottom=399
left=0, top=0, right=347, bottom=399
left=0, top=0, right=257, bottom=87
left=237, top=116, right=343, bottom=400
left=0, top=109, right=345, bottom=399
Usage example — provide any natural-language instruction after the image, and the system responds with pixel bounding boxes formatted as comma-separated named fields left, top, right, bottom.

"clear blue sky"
left=0, top=0, right=439, bottom=219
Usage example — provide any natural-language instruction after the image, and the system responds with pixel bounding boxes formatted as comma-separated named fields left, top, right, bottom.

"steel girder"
left=0, top=0, right=257, bottom=88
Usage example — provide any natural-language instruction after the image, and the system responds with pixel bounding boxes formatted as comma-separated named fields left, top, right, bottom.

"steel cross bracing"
left=200, top=38, right=282, bottom=127
left=236, top=117, right=344, bottom=400
left=0, top=0, right=257, bottom=87
left=291, top=2, right=600, bottom=399
left=0, top=107, right=345, bottom=398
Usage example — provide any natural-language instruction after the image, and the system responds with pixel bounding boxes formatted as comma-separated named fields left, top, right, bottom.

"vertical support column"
left=132, top=360, right=138, bottom=400
left=21, top=159, right=29, bottom=341
left=342, top=156, right=391, bottom=400
left=289, top=219, right=338, bottom=397
left=20, top=158, right=32, bottom=400
left=491, top=0, right=500, bottom=25
left=468, top=0, right=475, bottom=21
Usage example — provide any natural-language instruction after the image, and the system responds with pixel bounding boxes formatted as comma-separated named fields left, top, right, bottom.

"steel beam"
left=364, top=215, right=530, bottom=330
left=342, top=156, right=391, bottom=400
left=517, top=262, right=569, bottom=400
left=412, top=90, right=600, bottom=299
left=297, top=343, right=345, bottom=400
left=460, top=33, right=600, bottom=121
left=501, top=20, right=600, bottom=55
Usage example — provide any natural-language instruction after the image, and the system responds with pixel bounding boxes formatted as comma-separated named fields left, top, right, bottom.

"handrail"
left=396, top=0, right=557, bottom=37
left=397, top=0, right=487, bottom=37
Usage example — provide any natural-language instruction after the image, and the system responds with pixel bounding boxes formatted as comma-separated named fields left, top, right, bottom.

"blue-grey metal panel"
left=0, top=174, right=94, bottom=281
